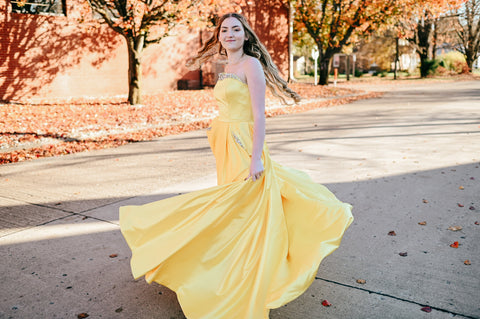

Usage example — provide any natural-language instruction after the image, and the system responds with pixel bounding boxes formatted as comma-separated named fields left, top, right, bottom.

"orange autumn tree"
left=397, top=0, right=467, bottom=77
left=294, top=0, right=399, bottom=85
left=84, top=0, right=237, bottom=105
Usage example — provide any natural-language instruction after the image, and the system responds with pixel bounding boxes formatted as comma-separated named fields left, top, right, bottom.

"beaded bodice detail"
left=217, top=72, right=247, bottom=85
left=213, top=73, right=253, bottom=122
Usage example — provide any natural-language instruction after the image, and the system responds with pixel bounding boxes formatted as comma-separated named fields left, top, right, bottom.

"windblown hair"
left=187, top=13, right=300, bottom=104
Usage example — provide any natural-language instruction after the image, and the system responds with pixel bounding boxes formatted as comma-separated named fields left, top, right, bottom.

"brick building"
left=0, top=1, right=289, bottom=103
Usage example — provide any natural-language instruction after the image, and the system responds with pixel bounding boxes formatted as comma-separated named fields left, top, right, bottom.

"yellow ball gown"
left=120, top=73, right=353, bottom=319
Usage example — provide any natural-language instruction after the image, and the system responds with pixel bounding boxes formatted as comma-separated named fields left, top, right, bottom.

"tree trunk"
left=464, top=45, right=476, bottom=72
left=126, top=36, right=144, bottom=105
left=465, top=54, right=475, bottom=72
left=419, top=51, right=430, bottom=78
left=432, top=18, right=438, bottom=60
left=417, top=17, right=432, bottom=78
left=318, top=57, right=331, bottom=85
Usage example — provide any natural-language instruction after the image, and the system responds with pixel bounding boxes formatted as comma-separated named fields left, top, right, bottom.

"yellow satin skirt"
left=120, top=118, right=353, bottom=318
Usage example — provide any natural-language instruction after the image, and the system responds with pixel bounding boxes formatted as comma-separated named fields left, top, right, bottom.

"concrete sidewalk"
left=1, top=80, right=479, bottom=319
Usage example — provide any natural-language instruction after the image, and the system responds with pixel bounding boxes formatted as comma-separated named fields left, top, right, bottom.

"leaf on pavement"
left=450, top=241, right=459, bottom=248
left=399, top=252, right=408, bottom=257
left=421, top=306, right=432, bottom=313
left=1, top=85, right=373, bottom=164
left=321, top=300, right=332, bottom=307
left=464, top=260, right=471, bottom=265
left=447, top=226, right=462, bottom=231
left=356, top=279, right=366, bottom=284
left=418, top=221, right=427, bottom=225
left=388, top=231, right=396, bottom=236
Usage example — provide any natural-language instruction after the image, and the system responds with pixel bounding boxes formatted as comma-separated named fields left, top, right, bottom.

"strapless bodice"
left=213, top=73, right=253, bottom=122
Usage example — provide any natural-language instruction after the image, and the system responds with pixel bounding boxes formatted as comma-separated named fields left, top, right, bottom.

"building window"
left=11, top=0, right=66, bottom=16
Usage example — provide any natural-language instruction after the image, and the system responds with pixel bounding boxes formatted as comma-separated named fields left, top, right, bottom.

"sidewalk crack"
left=315, top=277, right=478, bottom=319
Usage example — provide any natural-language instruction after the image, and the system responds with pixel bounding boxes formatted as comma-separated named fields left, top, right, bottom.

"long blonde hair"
left=187, top=13, right=300, bottom=104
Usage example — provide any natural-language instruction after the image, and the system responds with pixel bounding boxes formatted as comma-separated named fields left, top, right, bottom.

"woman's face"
left=219, top=17, right=247, bottom=53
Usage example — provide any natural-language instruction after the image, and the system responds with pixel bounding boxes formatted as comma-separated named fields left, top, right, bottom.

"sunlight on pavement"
left=0, top=220, right=120, bottom=246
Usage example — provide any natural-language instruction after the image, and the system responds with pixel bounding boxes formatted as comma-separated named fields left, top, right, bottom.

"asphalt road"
left=0, top=79, right=479, bottom=319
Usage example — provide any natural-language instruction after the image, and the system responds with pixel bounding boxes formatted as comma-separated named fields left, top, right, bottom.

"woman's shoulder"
left=243, top=55, right=265, bottom=84
left=243, top=56, right=263, bottom=75
left=244, top=55, right=262, bottom=69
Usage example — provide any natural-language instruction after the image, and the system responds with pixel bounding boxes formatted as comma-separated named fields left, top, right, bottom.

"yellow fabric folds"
left=120, top=76, right=353, bottom=319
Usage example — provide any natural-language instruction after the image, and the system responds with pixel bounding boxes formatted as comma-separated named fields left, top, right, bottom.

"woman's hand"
left=247, top=158, right=264, bottom=181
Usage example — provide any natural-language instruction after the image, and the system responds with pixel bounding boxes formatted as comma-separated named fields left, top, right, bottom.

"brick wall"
left=0, top=0, right=288, bottom=102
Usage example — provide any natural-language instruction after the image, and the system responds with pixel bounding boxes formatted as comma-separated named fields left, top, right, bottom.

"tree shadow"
left=242, top=0, right=289, bottom=75
left=0, top=162, right=478, bottom=318
left=0, top=5, right=122, bottom=102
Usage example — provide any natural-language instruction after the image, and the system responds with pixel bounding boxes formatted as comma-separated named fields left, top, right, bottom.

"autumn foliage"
left=0, top=85, right=379, bottom=164
left=294, top=0, right=400, bottom=85
left=452, top=0, right=480, bottom=70
left=396, top=0, right=468, bottom=77
left=294, top=0, right=472, bottom=82
left=81, top=0, right=240, bottom=104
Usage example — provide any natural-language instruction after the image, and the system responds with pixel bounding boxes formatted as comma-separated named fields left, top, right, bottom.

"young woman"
left=120, top=13, right=353, bottom=319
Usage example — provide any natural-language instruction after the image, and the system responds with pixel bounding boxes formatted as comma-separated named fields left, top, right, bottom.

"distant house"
left=0, top=1, right=289, bottom=102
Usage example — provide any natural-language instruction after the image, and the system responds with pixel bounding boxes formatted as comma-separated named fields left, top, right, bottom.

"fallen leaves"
left=399, top=252, right=408, bottom=257
left=77, top=313, right=89, bottom=319
left=420, top=306, right=432, bottom=313
left=321, top=300, right=332, bottom=307
left=464, top=260, right=471, bottom=265
left=109, top=254, right=118, bottom=258
left=356, top=279, right=366, bottom=284
left=418, top=221, right=427, bottom=226
left=422, top=199, right=429, bottom=203
left=450, top=241, right=459, bottom=248
left=1, top=86, right=379, bottom=164
left=447, top=226, right=463, bottom=231
left=388, top=231, right=396, bottom=236
left=457, top=203, right=464, bottom=207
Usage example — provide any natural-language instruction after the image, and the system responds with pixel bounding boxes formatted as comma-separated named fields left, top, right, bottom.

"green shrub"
left=354, top=69, right=363, bottom=77
left=420, top=59, right=439, bottom=77
left=439, top=51, right=468, bottom=74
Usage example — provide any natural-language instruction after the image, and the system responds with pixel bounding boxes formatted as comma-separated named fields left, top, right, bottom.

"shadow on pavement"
left=1, top=162, right=479, bottom=319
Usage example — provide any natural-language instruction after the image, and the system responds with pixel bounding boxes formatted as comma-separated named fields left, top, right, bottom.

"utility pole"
left=394, top=37, right=399, bottom=80
left=346, top=55, right=350, bottom=81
